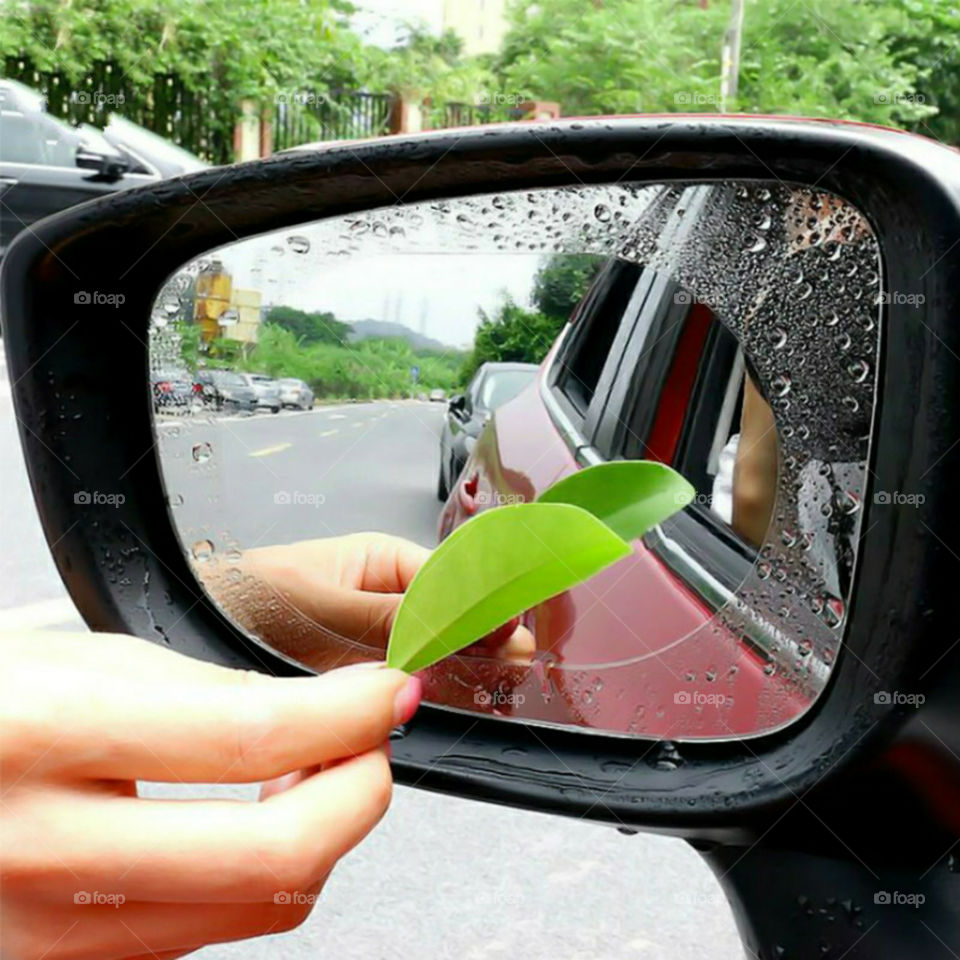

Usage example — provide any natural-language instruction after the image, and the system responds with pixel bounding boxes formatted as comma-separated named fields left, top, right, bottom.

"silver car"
left=239, top=373, right=281, bottom=413
left=277, top=378, right=314, bottom=410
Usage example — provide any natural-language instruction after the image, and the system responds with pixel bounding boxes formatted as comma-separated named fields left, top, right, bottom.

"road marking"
left=0, top=597, right=81, bottom=631
left=319, top=429, right=339, bottom=437
left=328, top=414, right=347, bottom=420
left=352, top=421, right=365, bottom=428
left=250, top=442, right=292, bottom=458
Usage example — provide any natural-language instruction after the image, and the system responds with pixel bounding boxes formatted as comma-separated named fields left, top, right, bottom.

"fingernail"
left=393, top=675, right=422, bottom=725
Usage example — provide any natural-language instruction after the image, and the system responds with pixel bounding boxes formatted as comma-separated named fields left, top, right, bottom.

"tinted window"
left=554, top=259, right=642, bottom=415
left=478, top=369, right=535, bottom=410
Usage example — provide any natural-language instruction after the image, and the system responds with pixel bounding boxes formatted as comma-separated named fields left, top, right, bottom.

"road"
left=0, top=361, right=744, bottom=959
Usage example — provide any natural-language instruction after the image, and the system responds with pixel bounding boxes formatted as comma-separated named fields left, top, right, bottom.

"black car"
left=195, top=369, right=257, bottom=412
left=0, top=80, right=205, bottom=259
left=437, top=361, right=537, bottom=500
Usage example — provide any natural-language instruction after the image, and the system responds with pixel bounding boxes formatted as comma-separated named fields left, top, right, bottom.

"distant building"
left=442, top=0, right=507, bottom=56
left=194, top=262, right=262, bottom=344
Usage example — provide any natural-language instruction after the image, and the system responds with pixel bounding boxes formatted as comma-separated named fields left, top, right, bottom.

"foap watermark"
left=674, top=490, right=712, bottom=508
left=74, top=490, right=125, bottom=508
left=475, top=690, right=525, bottom=707
left=877, top=290, right=925, bottom=306
left=475, top=491, right=526, bottom=507
left=74, top=890, right=125, bottom=908
left=275, top=90, right=331, bottom=106
left=874, top=891, right=926, bottom=908
left=274, top=891, right=320, bottom=905
left=72, top=90, right=126, bottom=106
left=674, top=690, right=728, bottom=707
left=673, top=289, right=726, bottom=311
left=477, top=90, right=531, bottom=106
left=873, top=491, right=925, bottom=507
left=873, top=92, right=925, bottom=105
left=675, top=91, right=720, bottom=106
left=274, top=490, right=326, bottom=507
left=74, top=290, right=125, bottom=308
left=874, top=691, right=925, bottom=707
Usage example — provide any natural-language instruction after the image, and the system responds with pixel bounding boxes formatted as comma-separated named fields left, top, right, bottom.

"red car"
left=436, top=188, right=832, bottom=739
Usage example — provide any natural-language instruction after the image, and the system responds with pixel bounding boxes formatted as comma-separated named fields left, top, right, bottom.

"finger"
left=465, top=622, right=536, bottom=664
left=348, top=532, right=431, bottom=593
left=18, top=644, right=419, bottom=781
left=11, top=750, right=391, bottom=903
left=259, top=765, right=319, bottom=801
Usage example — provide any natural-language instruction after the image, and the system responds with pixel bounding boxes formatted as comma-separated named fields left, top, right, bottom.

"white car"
left=239, top=373, right=281, bottom=413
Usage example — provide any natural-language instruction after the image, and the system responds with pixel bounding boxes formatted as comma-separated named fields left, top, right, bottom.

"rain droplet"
left=192, top=442, right=212, bottom=463
left=287, top=235, right=310, bottom=254
left=594, top=204, right=612, bottom=223
left=191, top=539, right=215, bottom=562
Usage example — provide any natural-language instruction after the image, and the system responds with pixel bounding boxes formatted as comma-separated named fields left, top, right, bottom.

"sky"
left=222, top=245, right=543, bottom=350
left=351, top=0, right=445, bottom=47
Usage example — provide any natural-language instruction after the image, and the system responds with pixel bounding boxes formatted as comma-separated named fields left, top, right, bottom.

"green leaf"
left=537, top=461, right=694, bottom=542
left=386, top=502, right=631, bottom=673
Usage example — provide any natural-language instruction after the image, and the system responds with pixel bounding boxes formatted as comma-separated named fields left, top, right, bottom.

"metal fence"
left=272, top=91, right=395, bottom=152
left=3, top=56, right=538, bottom=163
left=2, top=56, right=234, bottom=165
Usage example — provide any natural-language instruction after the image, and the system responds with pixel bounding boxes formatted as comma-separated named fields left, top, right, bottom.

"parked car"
left=437, top=362, right=537, bottom=500
left=194, top=369, right=257, bottom=412
left=277, top=377, right=314, bottom=410
left=151, top=368, right=196, bottom=411
left=239, top=373, right=281, bottom=413
left=0, top=80, right=204, bottom=261
left=428, top=387, right=446, bottom=402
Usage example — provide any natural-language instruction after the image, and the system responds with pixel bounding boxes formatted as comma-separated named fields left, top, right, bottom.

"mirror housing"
left=75, top=145, right=129, bottom=182
left=5, top=116, right=960, bottom=842
left=448, top=394, right=467, bottom=414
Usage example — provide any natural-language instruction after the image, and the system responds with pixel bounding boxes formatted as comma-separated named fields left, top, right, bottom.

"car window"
left=213, top=371, right=245, bottom=387
left=552, top=259, right=644, bottom=417
left=479, top=369, right=535, bottom=409
left=0, top=108, right=77, bottom=167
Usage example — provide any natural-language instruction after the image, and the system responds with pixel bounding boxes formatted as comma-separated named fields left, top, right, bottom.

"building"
left=442, top=0, right=507, bottom=56
left=194, top=262, right=262, bottom=344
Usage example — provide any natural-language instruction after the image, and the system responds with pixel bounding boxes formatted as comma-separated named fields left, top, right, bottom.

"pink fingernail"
left=393, top=675, right=422, bottom=725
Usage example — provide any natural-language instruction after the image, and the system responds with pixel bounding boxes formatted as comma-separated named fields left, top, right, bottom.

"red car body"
left=434, top=302, right=806, bottom=740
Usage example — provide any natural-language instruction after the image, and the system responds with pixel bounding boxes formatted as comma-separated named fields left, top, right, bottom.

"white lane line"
left=327, top=414, right=347, bottom=420
left=0, top=597, right=81, bottom=631
left=250, top=442, right=292, bottom=458
left=319, top=429, right=339, bottom=437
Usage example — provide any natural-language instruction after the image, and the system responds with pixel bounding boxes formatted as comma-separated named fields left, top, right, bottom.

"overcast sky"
left=351, top=0, right=445, bottom=46
left=223, top=247, right=543, bottom=349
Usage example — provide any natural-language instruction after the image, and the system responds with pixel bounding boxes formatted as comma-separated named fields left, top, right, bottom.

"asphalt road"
left=0, top=359, right=744, bottom=959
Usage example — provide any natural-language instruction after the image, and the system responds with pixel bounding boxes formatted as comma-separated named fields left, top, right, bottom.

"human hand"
left=221, top=533, right=536, bottom=664
left=0, top=630, right=420, bottom=959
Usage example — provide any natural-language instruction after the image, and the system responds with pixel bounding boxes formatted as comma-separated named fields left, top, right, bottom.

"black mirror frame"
left=5, top=116, right=960, bottom=839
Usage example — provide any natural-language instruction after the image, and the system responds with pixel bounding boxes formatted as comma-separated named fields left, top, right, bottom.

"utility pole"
left=719, top=0, right=745, bottom=113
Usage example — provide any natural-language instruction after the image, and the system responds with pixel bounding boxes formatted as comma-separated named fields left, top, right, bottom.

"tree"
left=496, top=0, right=950, bottom=136
left=264, top=305, right=352, bottom=345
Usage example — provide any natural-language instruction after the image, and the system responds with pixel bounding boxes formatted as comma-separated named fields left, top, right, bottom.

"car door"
left=0, top=98, right=155, bottom=256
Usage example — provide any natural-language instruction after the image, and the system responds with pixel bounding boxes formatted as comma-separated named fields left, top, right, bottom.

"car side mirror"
left=448, top=394, right=466, bottom=414
left=75, top=146, right=129, bottom=183
left=7, top=118, right=960, bottom=960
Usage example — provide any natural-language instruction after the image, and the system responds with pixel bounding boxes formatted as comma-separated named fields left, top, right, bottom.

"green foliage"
left=209, top=323, right=464, bottom=400
left=461, top=254, right=602, bottom=383
left=264, top=306, right=352, bottom=345
left=497, top=0, right=960, bottom=142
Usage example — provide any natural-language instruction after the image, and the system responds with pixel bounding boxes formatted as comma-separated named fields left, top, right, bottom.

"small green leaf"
left=386, top=502, right=631, bottom=673
left=537, top=461, right=694, bottom=542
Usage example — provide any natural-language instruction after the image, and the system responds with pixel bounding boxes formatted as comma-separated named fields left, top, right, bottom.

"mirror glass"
left=148, top=179, right=881, bottom=741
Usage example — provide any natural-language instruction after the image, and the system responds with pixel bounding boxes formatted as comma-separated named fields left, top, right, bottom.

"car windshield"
left=478, top=369, right=535, bottom=410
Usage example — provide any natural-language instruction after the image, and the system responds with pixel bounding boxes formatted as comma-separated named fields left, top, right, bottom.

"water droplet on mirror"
left=287, top=235, right=310, bottom=254
left=594, top=204, right=611, bottom=222
left=167, top=493, right=184, bottom=507
left=192, top=442, right=212, bottom=463
left=191, top=539, right=215, bottom=562
left=771, top=374, right=792, bottom=397
left=847, top=359, right=870, bottom=382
